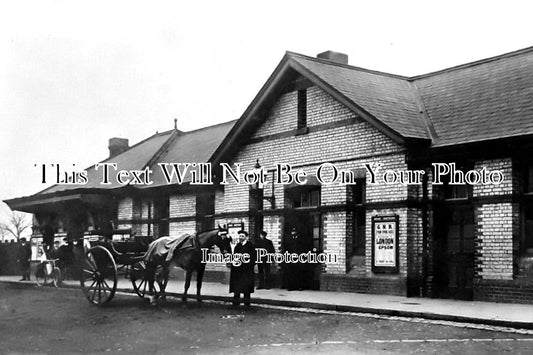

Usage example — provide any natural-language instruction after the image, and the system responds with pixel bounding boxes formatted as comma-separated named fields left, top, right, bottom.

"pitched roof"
left=288, top=53, right=430, bottom=140
left=38, top=120, right=236, bottom=194
left=287, top=47, right=533, bottom=147
left=413, top=47, right=533, bottom=147
left=148, top=120, right=237, bottom=187
left=39, top=131, right=174, bottom=194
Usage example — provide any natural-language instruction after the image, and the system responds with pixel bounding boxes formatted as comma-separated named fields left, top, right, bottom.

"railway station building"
left=6, top=47, right=533, bottom=304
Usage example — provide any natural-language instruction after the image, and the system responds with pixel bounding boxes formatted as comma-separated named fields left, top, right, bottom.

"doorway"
left=433, top=204, right=475, bottom=300
left=284, top=210, right=322, bottom=290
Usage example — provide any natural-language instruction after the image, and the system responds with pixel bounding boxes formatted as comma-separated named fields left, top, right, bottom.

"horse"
left=142, top=225, right=231, bottom=304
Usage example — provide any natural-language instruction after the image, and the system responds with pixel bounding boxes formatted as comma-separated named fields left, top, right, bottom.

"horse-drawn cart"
left=78, top=226, right=231, bottom=306
left=79, top=232, right=167, bottom=305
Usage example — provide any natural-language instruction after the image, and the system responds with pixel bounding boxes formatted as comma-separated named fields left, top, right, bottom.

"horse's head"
left=214, top=224, right=231, bottom=254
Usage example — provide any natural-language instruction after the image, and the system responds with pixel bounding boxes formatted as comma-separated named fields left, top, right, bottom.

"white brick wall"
left=117, top=197, right=133, bottom=229
left=474, top=158, right=516, bottom=280
left=170, top=194, right=195, bottom=218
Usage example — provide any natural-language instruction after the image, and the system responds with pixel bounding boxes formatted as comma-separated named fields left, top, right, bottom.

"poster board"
left=29, top=235, right=66, bottom=261
left=371, top=215, right=399, bottom=274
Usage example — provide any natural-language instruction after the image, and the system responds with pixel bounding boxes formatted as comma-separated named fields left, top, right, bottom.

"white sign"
left=374, top=221, right=396, bottom=267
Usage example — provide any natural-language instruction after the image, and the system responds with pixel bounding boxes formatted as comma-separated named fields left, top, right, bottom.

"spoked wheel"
left=80, top=246, right=117, bottom=305
left=131, top=261, right=168, bottom=299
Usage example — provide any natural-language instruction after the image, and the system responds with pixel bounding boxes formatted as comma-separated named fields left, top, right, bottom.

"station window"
left=442, top=162, right=473, bottom=200
left=155, top=198, right=169, bottom=237
left=297, top=89, right=307, bottom=129
left=351, top=179, right=366, bottom=256
left=286, top=186, right=320, bottom=208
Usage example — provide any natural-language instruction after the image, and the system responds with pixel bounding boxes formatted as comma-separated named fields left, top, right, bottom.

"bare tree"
left=0, top=211, right=31, bottom=242
left=0, top=224, right=7, bottom=243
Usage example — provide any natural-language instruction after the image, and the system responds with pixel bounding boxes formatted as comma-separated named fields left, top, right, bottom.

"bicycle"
left=35, top=259, right=62, bottom=287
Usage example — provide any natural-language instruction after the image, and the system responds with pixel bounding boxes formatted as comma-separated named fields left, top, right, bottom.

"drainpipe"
left=422, top=171, right=429, bottom=297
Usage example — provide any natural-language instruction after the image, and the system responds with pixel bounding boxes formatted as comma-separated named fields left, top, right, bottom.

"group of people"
left=229, top=230, right=275, bottom=307
left=17, top=224, right=309, bottom=306
left=228, top=227, right=310, bottom=307
left=16, top=226, right=76, bottom=282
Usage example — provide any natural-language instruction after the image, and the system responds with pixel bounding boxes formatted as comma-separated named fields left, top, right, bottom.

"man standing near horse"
left=255, top=230, right=275, bottom=289
left=229, top=230, right=255, bottom=307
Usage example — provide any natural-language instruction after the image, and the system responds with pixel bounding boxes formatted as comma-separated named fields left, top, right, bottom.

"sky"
left=1, top=0, right=532, bottom=231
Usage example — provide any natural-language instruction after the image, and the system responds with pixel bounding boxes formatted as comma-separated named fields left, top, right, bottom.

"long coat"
left=229, top=242, right=256, bottom=294
left=283, top=234, right=308, bottom=290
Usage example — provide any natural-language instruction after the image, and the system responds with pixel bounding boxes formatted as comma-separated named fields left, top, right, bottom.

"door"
left=284, top=210, right=322, bottom=290
left=433, top=205, right=474, bottom=300
left=446, top=207, right=475, bottom=300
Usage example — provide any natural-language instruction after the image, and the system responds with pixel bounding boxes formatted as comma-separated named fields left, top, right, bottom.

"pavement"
left=2, top=275, right=533, bottom=330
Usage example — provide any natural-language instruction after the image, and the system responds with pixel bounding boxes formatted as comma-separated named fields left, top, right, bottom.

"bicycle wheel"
left=51, top=267, right=62, bottom=288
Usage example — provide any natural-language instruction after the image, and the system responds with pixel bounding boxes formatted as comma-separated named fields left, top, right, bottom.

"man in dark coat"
left=41, top=225, right=55, bottom=258
left=255, top=230, right=275, bottom=289
left=229, top=230, right=255, bottom=307
left=283, top=228, right=306, bottom=291
left=17, top=238, right=31, bottom=281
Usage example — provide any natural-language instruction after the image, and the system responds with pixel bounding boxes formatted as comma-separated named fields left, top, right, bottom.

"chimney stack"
left=108, top=137, right=129, bottom=158
left=317, top=50, right=349, bottom=65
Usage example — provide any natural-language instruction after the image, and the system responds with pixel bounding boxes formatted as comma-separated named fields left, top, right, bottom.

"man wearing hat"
left=229, top=230, right=256, bottom=307
left=17, top=238, right=31, bottom=281
left=255, top=230, right=275, bottom=289
left=283, top=227, right=306, bottom=290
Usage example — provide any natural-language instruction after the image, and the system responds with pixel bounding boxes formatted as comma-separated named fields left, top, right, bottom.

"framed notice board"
left=371, top=215, right=399, bottom=274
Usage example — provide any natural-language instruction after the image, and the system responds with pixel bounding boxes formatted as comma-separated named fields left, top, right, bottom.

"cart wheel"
left=51, top=267, right=62, bottom=288
left=130, top=261, right=168, bottom=299
left=131, top=261, right=148, bottom=298
left=80, top=245, right=117, bottom=305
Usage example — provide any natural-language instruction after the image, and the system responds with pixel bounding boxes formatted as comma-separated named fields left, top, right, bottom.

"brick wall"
left=476, top=203, right=515, bottom=280
left=323, top=211, right=347, bottom=274
left=170, top=194, right=195, bottom=218
left=117, top=197, right=133, bottom=230
left=474, top=279, right=533, bottom=304
left=474, top=158, right=515, bottom=280
left=169, top=222, right=196, bottom=237
left=321, top=274, right=407, bottom=296
left=223, top=85, right=414, bottom=295
left=214, top=189, right=225, bottom=215
left=263, top=215, right=283, bottom=252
